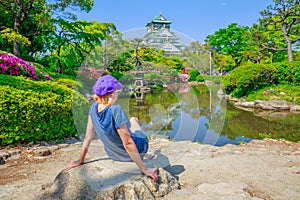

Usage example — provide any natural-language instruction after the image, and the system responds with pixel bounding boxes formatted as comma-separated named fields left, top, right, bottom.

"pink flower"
left=0, top=53, right=39, bottom=80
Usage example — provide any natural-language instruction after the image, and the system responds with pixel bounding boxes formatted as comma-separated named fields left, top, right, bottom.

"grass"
left=203, top=74, right=223, bottom=83
left=246, top=84, right=300, bottom=105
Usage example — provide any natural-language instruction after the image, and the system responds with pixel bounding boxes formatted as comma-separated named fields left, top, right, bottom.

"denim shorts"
left=131, top=130, right=148, bottom=154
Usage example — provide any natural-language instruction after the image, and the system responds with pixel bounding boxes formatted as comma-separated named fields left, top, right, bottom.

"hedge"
left=276, top=61, right=300, bottom=85
left=223, top=63, right=279, bottom=97
left=0, top=75, right=89, bottom=146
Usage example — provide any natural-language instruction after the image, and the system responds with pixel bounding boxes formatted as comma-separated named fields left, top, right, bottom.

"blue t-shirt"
left=89, top=102, right=148, bottom=162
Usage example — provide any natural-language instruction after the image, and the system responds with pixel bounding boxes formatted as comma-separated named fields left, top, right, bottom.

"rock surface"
left=233, top=99, right=300, bottom=113
left=40, top=167, right=179, bottom=200
left=0, top=138, right=300, bottom=200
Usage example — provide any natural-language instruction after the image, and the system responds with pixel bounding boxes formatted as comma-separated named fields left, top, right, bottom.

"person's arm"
left=65, top=116, right=95, bottom=170
left=117, top=124, right=158, bottom=181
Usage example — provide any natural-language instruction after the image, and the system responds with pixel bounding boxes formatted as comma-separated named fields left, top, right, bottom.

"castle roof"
left=146, top=12, right=172, bottom=27
left=143, top=28, right=179, bottom=39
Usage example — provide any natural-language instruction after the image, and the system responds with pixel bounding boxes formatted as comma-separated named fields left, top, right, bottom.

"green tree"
left=181, top=41, right=213, bottom=73
left=43, top=19, right=118, bottom=74
left=107, top=51, right=134, bottom=72
left=0, top=0, right=54, bottom=57
left=93, top=38, right=129, bottom=70
left=259, top=0, right=300, bottom=62
left=0, top=0, right=94, bottom=58
left=205, top=23, right=249, bottom=69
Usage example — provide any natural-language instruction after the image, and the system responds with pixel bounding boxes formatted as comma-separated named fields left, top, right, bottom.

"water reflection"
left=98, top=84, right=300, bottom=146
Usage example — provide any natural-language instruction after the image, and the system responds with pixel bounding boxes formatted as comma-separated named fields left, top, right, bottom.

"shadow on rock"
left=145, top=150, right=185, bottom=180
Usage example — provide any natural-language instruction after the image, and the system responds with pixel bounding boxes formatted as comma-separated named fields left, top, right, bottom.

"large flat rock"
left=39, top=155, right=180, bottom=200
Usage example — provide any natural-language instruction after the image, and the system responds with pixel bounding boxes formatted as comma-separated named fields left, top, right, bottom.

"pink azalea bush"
left=178, top=73, right=190, bottom=83
left=0, top=53, right=52, bottom=80
left=77, top=67, right=107, bottom=81
left=77, top=67, right=108, bottom=89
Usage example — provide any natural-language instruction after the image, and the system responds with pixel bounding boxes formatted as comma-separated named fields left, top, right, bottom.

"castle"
left=142, top=13, right=184, bottom=57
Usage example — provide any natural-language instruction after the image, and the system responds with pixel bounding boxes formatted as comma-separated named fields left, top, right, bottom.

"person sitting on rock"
left=65, top=75, right=158, bottom=181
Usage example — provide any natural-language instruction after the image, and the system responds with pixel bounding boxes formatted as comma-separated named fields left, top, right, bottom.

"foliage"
left=56, top=78, right=84, bottom=91
left=275, top=61, right=300, bottom=84
left=213, top=53, right=235, bottom=71
left=163, top=56, right=183, bottom=71
left=0, top=28, right=31, bottom=46
left=196, top=74, right=205, bottom=82
left=181, top=41, right=212, bottom=73
left=110, top=71, right=123, bottom=80
left=246, top=84, right=300, bottom=105
left=225, top=61, right=300, bottom=99
left=259, top=0, right=300, bottom=62
left=144, top=72, right=161, bottom=82
left=93, top=39, right=133, bottom=70
left=0, top=0, right=55, bottom=57
left=0, top=52, right=52, bottom=80
left=202, top=74, right=223, bottom=83
left=119, top=73, right=134, bottom=85
left=43, top=19, right=119, bottom=74
left=205, top=23, right=249, bottom=68
left=223, top=63, right=279, bottom=97
left=107, top=50, right=134, bottom=72
left=76, top=67, right=107, bottom=91
left=131, top=47, right=184, bottom=72
left=0, top=74, right=89, bottom=146
left=188, top=69, right=200, bottom=81
left=0, top=0, right=95, bottom=57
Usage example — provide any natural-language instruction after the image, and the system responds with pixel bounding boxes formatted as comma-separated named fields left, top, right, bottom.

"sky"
left=75, top=0, right=274, bottom=43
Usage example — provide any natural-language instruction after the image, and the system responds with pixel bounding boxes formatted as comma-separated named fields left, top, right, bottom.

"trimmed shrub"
left=56, top=78, right=84, bottom=91
left=196, top=74, right=205, bottom=82
left=119, top=73, right=134, bottom=85
left=223, top=63, right=279, bottom=97
left=0, top=75, right=88, bottom=146
left=188, top=69, right=200, bottom=81
left=276, top=61, right=300, bottom=85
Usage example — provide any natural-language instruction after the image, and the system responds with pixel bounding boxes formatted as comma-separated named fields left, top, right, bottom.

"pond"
left=117, top=84, right=300, bottom=146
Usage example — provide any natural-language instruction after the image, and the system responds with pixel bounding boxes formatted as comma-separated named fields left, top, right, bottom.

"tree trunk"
left=257, top=45, right=261, bottom=63
left=13, top=40, right=20, bottom=57
left=13, top=1, right=22, bottom=57
left=281, top=23, right=293, bottom=62
left=57, top=45, right=62, bottom=73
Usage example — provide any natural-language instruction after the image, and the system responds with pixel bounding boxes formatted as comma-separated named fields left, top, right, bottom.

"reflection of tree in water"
left=125, top=85, right=228, bottom=139
left=122, top=85, right=300, bottom=143
left=127, top=90, right=180, bottom=134
left=180, top=86, right=210, bottom=119
left=128, top=93, right=151, bottom=123
left=222, top=103, right=300, bottom=142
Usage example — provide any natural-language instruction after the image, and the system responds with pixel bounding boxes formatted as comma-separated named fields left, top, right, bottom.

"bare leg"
left=129, top=117, right=154, bottom=160
left=129, top=117, right=142, bottom=133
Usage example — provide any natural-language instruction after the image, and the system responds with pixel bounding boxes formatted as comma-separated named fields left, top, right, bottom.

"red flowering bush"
left=0, top=52, right=52, bottom=80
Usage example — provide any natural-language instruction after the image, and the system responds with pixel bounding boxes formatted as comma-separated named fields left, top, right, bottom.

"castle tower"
left=143, top=13, right=184, bottom=57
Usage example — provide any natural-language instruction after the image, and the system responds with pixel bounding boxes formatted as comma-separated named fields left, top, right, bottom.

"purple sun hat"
left=93, top=75, right=122, bottom=96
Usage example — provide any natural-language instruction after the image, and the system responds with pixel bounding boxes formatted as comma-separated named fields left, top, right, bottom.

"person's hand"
left=142, top=168, right=158, bottom=182
left=65, top=160, right=82, bottom=171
